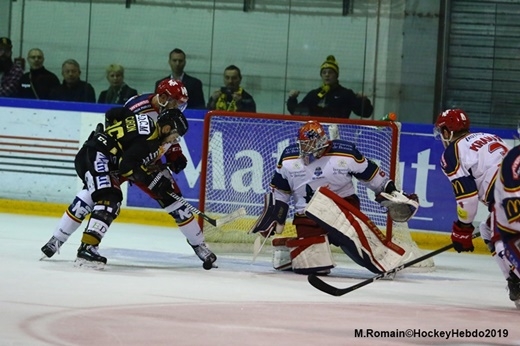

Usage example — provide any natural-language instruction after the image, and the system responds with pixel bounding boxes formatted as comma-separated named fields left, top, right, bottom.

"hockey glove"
left=250, top=193, right=289, bottom=238
left=168, top=154, right=187, bottom=174
left=451, top=221, right=475, bottom=253
left=375, top=184, right=419, bottom=222
left=147, top=169, right=173, bottom=200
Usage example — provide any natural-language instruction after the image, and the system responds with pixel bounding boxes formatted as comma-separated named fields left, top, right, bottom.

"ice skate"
left=40, top=236, right=64, bottom=259
left=507, top=273, right=520, bottom=309
left=189, top=241, right=217, bottom=269
left=75, top=243, right=107, bottom=270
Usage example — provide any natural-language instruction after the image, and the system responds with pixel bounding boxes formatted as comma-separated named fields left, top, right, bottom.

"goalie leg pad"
left=305, top=186, right=405, bottom=274
left=272, top=237, right=294, bottom=271
left=286, top=235, right=335, bottom=275
left=250, top=192, right=289, bottom=237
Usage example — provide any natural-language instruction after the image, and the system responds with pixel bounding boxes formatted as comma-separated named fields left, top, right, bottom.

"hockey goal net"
left=199, top=111, right=433, bottom=269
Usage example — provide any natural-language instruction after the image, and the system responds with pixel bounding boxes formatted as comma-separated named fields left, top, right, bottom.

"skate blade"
left=74, top=258, right=106, bottom=270
left=514, top=299, right=520, bottom=310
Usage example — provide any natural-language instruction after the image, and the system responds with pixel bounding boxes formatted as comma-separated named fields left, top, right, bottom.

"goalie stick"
left=251, top=227, right=275, bottom=263
left=166, top=191, right=246, bottom=227
left=307, top=231, right=481, bottom=297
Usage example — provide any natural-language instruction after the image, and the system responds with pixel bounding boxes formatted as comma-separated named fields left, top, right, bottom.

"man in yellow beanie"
left=286, top=55, right=373, bottom=118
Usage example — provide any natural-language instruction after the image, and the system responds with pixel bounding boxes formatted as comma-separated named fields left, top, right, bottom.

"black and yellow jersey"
left=85, top=113, right=163, bottom=178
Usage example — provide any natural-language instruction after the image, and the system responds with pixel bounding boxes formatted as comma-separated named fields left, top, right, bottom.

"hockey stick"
left=167, top=191, right=246, bottom=227
left=252, top=227, right=275, bottom=263
left=308, top=231, right=481, bottom=297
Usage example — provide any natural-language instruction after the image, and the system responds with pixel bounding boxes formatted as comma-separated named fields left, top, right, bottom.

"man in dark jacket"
left=18, top=48, right=60, bottom=100
left=49, top=59, right=96, bottom=103
left=287, top=55, right=373, bottom=119
left=155, top=48, right=205, bottom=109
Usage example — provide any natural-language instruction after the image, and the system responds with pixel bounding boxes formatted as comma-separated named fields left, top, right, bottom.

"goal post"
left=198, top=111, right=433, bottom=268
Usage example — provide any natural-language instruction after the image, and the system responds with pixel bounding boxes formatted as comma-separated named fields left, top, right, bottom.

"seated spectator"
left=155, top=48, right=205, bottom=109
left=97, top=64, right=137, bottom=104
left=49, top=59, right=96, bottom=103
left=0, top=37, right=24, bottom=97
left=18, top=48, right=60, bottom=100
left=287, top=55, right=373, bottom=118
left=207, top=65, right=256, bottom=113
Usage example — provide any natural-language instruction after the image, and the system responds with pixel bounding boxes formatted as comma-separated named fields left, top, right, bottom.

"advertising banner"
left=1, top=98, right=517, bottom=233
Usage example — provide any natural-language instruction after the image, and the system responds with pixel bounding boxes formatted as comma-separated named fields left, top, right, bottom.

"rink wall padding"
left=0, top=198, right=489, bottom=254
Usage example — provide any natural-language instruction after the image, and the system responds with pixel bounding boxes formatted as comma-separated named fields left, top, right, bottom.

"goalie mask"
left=155, top=79, right=189, bottom=112
left=433, top=108, right=470, bottom=147
left=297, top=120, right=329, bottom=165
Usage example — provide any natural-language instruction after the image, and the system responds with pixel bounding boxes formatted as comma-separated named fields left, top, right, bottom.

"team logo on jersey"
left=292, top=161, right=302, bottom=170
left=503, top=197, right=520, bottom=222
left=313, top=167, right=323, bottom=178
left=136, top=114, right=151, bottom=134
left=338, top=159, right=347, bottom=168
left=451, top=180, right=465, bottom=195
left=512, top=155, right=520, bottom=180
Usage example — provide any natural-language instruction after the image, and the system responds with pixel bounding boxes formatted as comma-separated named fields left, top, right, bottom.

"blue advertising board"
left=126, top=110, right=516, bottom=234
left=2, top=97, right=516, bottom=233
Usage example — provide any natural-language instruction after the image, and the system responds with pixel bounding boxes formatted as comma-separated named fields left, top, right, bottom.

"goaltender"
left=250, top=120, right=419, bottom=275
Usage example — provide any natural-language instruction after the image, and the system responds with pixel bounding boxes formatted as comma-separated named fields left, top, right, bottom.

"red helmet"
left=297, top=120, right=329, bottom=164
left=155, top=79, right=189, bottom=111
left=435, top=108, right=470, bottom=132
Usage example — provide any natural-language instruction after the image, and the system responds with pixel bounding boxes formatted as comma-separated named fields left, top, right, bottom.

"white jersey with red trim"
left=270, top=140, right=389, bottom=214
left=440, top=132, right=510, bottom=223
left=495, top=145, right=520, bottom=235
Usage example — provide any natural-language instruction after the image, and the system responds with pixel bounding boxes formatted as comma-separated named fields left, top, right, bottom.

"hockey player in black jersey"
left=41, top=80, right=217, bottom=269
left=72, top=107, right=187, bottom=268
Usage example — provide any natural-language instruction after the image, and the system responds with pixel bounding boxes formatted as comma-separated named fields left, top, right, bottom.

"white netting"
left=199, top=112, right=433, bottom=269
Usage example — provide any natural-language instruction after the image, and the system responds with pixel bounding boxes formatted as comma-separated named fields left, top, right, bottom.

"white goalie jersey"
left=269, top=139, right=390, bottom=213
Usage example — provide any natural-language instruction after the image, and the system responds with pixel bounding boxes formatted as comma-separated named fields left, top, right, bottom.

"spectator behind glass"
left=155, top=48, right=205, bottom=109
left=0, top=37, right=24, bottom=97
left=97, top=64, right=137, bottom=104
left=18, top=48, right=60, bottom=100
left=207, top=65, right=256, bottom=113
left=287, top=55, right=373, bottom=119
left=49, top=59, right=96, bottom=103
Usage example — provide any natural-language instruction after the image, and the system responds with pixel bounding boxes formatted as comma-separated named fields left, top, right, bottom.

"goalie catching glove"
left=375, top=181, right=419, bottom=222
left=250, top=192, right=289, bottom=237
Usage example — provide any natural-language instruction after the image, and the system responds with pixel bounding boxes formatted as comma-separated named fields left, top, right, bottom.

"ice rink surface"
left=1, top=212, right=519, bottom=346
